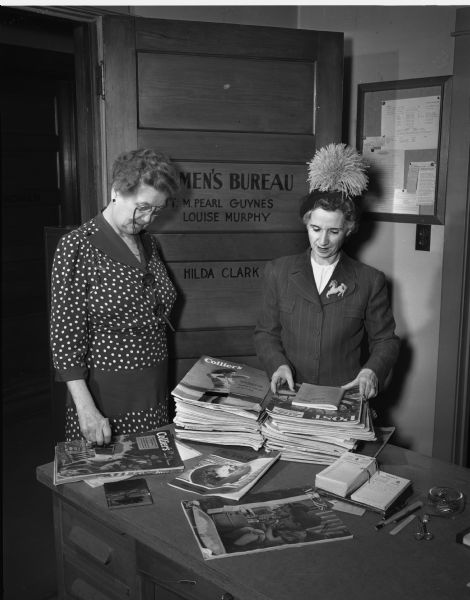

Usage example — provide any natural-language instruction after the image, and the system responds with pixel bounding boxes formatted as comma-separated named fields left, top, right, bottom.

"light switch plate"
left=415, top=224, right=431, bottom=251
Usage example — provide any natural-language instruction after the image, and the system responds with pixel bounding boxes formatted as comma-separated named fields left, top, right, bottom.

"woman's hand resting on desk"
left=76, top=404, right=112, bottom=445
left=270, top=365, right=295, bottom=394
left=67, top=379, right=112, bottom=444
left=342, top=368, right=378, bottom=400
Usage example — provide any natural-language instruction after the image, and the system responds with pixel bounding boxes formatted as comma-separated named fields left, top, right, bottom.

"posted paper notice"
left=381, top=96, right=440, bottom=150
left=416, top=165, right=436, bottom=205
left=362, top=140, right=405, bottom=213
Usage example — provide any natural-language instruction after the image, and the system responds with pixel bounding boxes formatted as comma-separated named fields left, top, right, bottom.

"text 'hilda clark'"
left=183, top=266, right=261, bottom=279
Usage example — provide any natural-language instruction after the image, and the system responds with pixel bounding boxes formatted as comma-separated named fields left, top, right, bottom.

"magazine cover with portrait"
left=169, top=449, right=280, bottom=501
left=172, top=355, right=270, bottom=403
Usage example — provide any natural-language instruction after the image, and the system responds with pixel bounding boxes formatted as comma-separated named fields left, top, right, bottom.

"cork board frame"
left=356, top=76, right=451, bottom=224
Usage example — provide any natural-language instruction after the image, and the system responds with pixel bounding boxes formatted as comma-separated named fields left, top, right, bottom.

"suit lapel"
left=321, top=253, right=356, bottom=304
left=88, top=212, right=147, bottom=272
left=289, top=249, right=322, bottom=307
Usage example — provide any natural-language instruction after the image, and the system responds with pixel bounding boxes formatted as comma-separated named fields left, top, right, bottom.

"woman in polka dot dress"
left=50, top=149, right=178, bottom=443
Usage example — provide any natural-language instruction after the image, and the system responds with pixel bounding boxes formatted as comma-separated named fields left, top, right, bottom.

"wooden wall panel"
left=155, top=232, right=307, bottom=261
left=315, top=31, right=344, bottom=146
left=102, top=17, right=138, bottom=182
left=167, top=260, right=266, bottom=328
left=138, top=130, right=315, bottom=163
left=138, top=53, right=314, bottom=132
left=172, top=329, right=255, bottom=358
left=135, top=17, right=324, bottom=60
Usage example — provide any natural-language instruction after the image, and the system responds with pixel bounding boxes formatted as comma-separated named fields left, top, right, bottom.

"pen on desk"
left=375, top=500, right=423, bottom=530
left=389, top=514, right=417, bottom=536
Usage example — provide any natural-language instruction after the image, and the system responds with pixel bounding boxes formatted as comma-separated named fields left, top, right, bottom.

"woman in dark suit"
left=253, top=144, right=400, bottom=400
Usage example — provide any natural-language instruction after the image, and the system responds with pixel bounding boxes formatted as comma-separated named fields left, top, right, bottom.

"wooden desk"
left=37, top=444, right=470, bottom=600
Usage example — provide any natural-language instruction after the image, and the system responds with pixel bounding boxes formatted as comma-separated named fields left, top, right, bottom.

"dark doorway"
left=1, top=10, right=79, bottom=417
left=1, top=8, right=80, bottom=599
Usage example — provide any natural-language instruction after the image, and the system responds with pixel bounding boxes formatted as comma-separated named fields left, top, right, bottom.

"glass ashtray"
left=427, top=486, right=465, bottom=516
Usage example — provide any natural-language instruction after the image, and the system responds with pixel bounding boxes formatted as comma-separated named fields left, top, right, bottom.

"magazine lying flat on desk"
left=103, top=478, right=153, bottom=509
left=169, top=448, right=280, bottom=501
left=54, top=429, right=184, bottom=485
left=182, top=488, right=353, bottom=559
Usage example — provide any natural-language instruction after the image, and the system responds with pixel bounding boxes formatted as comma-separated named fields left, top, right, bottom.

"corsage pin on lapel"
left=326, top=280, right=347, bottom=298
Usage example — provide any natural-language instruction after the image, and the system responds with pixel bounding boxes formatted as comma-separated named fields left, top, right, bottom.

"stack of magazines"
left=172, top=356, right=270, bottom=450
left=261, top=386, right=376, bottom=464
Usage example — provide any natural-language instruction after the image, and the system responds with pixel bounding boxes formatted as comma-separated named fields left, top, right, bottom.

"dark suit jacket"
left=253, top=249, right=400, bottom=388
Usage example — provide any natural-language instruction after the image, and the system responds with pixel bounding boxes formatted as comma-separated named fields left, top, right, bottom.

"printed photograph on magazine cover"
left=174, top=356, right=270, bottom=400
left=268, top=387, right=363, bottom=423
left=171, top=451, right=279, bottom=498
left=182, top=493, right=352, bottom=559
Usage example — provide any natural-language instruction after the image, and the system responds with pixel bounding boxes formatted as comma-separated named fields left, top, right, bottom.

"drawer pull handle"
left=69, top=526, right=113, bottom=565
left=156, top=579, right=197, bottom=585
left=71, top=578, right=113, bottom=600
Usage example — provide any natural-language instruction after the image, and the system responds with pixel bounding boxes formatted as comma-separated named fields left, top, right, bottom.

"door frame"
left=433, top=10, right=470, bottom=466
left=18, top=6, right=109, bottom=218
left=73, top=17, right=105, bottom=219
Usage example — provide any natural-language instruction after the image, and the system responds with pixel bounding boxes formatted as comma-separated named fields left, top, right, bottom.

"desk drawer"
left=63, top=552, right=130, bottom=600
left=138, top=545, right=235, bottom=600
left=60, top=500, right=135, bottom=588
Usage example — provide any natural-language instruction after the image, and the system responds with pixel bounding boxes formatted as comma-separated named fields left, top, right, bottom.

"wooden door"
left=101, top=16, right=344, bottom=387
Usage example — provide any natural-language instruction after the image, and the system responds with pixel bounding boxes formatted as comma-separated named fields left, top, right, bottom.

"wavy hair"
left=111, top=148, right=179, bottom=197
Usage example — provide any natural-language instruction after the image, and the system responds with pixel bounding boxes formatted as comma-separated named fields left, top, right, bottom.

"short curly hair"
left=300, top=190, right=358, bottom=233
left=111, top=148, right=179, bottom=197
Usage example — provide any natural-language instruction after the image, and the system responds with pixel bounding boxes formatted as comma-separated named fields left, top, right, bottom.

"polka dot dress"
left=50, top=213, right=177, bottom=440
left=65, top=401, right=168, bottom=442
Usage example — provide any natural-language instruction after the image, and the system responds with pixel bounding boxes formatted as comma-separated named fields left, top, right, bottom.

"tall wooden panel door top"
left=102, top=16, right=344, bottom=381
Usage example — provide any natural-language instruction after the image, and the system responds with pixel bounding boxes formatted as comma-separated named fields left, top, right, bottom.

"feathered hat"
left=300, top=143, right=368, bottom=217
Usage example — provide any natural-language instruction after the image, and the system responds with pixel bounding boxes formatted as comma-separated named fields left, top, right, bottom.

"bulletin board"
left=356, top=76, right=451, bottom=224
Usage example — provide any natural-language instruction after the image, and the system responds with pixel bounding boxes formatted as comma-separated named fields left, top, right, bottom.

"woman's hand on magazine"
left=271, top=365, right=294, bottom=394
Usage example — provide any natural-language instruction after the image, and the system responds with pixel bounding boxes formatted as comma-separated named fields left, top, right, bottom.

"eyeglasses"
left=134, top=204, right=166, bottom=217
left=131, top=205, right=165, bottom=234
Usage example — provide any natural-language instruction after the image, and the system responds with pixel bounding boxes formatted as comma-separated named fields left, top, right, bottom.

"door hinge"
left=96, top=60, right=105, bottom=100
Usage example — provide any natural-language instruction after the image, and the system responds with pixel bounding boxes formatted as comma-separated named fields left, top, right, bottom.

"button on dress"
left=50, top=212, right=177, bottom=440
